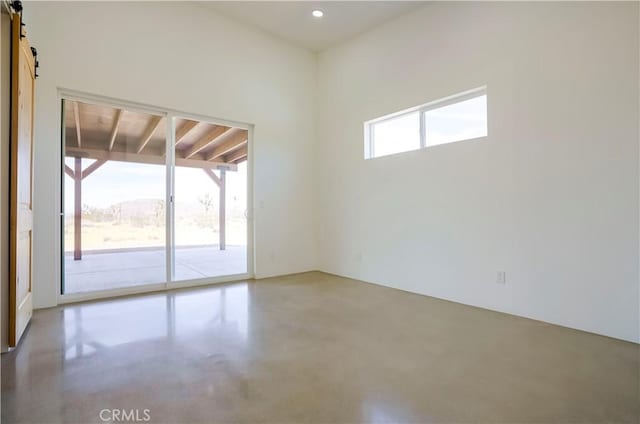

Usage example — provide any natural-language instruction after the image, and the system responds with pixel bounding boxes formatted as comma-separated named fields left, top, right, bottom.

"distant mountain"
left=109, top=199, right=165, bottom=218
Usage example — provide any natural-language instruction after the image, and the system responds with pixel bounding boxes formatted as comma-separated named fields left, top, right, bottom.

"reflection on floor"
left=64, top=245, right=247, bottom=294
left=2, top=272, right=639, bottom=423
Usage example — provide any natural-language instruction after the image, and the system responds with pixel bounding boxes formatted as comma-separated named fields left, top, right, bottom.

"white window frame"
left=365, top=86, right=487, bottom=159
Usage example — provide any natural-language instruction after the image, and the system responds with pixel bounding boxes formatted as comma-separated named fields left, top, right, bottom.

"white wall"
left=317, top=2, right=640, bottom=342
left=21, top=1, right=640, bottom=343
left=24, top=1, right=318, bottom=308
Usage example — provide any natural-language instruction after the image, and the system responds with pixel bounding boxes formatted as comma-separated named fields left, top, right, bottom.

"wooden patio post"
left=74, top=157, right=82, bottom=260
left=219, top=169, right=226, bottom=251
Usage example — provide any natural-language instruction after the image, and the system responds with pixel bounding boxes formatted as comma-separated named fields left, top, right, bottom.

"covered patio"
left=63, top=100, right=248, bottom=294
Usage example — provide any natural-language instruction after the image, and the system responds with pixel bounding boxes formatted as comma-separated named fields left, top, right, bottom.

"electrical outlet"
left=497, top=271, right=506, bottom=284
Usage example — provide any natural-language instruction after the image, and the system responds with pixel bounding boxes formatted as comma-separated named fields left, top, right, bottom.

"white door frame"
left=56, top=88, right=255, bottom=305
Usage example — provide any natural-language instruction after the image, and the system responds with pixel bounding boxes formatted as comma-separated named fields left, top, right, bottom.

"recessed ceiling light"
left=312, top=10, right=324, bottom=18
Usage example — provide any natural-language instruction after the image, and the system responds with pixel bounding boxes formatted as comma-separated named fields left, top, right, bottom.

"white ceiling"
left=199, top=1, right=426, bottom=52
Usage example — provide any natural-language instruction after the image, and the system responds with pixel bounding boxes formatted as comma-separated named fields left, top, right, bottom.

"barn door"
left=9, top=13, right=35, bottom=347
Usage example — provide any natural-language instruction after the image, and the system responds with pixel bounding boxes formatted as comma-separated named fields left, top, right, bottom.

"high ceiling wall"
left=317, top=1, right=640, bottom=342
left=19, top=1, right=640, bottom=343
left=24, top=1, right=318, bottom=308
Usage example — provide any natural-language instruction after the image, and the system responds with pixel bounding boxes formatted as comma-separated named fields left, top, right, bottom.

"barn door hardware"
left=30, top=46, right=39, bottom=78
left=9, top=1, right=24, bottom=38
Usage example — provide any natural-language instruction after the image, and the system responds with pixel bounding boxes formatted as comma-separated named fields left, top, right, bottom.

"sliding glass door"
left=61, top=98, right=249, bottom=297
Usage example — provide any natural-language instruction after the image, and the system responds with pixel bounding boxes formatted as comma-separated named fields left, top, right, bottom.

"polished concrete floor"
left=2, top=272, right=639, bottom=423
left=64, top=245, right=247, bottom=293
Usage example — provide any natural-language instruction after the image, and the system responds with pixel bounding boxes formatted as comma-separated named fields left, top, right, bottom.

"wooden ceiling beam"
left=224, top=145, right=247, bottom=163
left=66, top=146, right=237, bottom=171
left=175, top=120, right=199, bottom=147
left=203, top=168, right=221, bottom=187
left=107, top=109, right=123, bottom=151
left=73, top=101, right=82, bottom=147
left=64, top=165, right=75, bottom=179
left=137, top=115, right=163, bottom=154
left=206, top=130, right=248, bottom=161
left=184, top=126, right=231, bottom=159
left=81, top=159, right=107, bottom=179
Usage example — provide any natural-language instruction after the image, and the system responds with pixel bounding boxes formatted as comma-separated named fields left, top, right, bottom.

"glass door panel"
left=62, top=99, right=167, bottom=294
left=172, top=118, right=248, bottom=281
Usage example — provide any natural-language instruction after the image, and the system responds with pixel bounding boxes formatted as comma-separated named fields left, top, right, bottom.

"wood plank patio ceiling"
left=64, top=100, right=248, bottom=170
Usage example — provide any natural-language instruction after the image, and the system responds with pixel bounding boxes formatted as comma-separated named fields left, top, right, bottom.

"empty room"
left=0, top=1, right=638, bottom=423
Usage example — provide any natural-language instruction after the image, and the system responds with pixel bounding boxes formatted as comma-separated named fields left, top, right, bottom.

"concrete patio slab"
left=64, top=245, right=247, bottom=294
